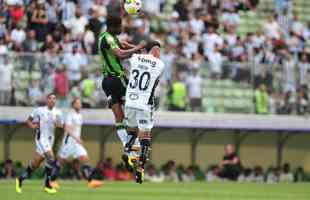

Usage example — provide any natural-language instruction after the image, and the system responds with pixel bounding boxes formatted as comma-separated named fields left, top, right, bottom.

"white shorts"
left=58, top=137, right=88, bottom=159
left=35, top=134, right=54, bottom=156
left=125, top=106, right=154, bottom=132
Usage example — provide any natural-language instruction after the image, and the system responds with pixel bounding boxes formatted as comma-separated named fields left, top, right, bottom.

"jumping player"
left=124, top=41, right=164, bottom=183
left=98, top=15, right=145, bottom=152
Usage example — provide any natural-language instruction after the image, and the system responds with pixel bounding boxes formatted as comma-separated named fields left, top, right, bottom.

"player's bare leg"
left=16, top=152, right=44, bottom=193
left=79, top=155, right=103, bottom=188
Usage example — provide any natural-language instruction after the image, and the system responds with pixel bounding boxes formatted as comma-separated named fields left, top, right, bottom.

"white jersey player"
left=31, top=105, right=63, bottom=156
left=54, top=98, right=102, bottom=188
left=124, top=41, right=164, bottom=184
left=16, top=93, right=63, bottom=194
left=58, top=104, right=85, bottom=160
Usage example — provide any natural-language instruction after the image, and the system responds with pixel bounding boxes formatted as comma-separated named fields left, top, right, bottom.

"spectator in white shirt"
left=279, top=163, right=294, bottom=183
left=0, top=55, right=13, bottom=105
left=27, top=79, right=45, bottom=106
left=252, top=29, right=266, bottom=48
left=143, top=0, right=162, bottom=15
left=64, top=7, right=88, bottom=39
left=263, top=15, right=282, bottom=40
left=283, top=51, right=296, bottom=92
left=224, top=28, right=237, bottom=47
left=291, top=14, right=304, bottom=37
left=10, top=24, right=26, bottom=44
left=189, top=13, right=205, bottom=36
left=91, top=0, right=107, bottom=20
left=298, top=53, right=309, bottom=86
left=0, top=37, right=8, bottom=55
left=186, top=69, right=202, bottom=112
left=83, top=25, right=95, bottom=54
left=144, top=164, right=165, bottom=183
left=231, top=37, right=245, bottom=61
left=303, top=21, right=310, bottom=40
left=161, top=45, right=176, bottom=82
left=277, top=8, right=292, bottom=35
left=63, top=46, right=88, bottom=84
left=202, top=26, right=223, bottom=57
left=181, top=166, right=196, bottom=182
left=253, top=166, right=264, bottom=183
left=222, top=7, right=240, bottom=30
left=60, top=0, right=76, bottom=23
left=208, top=46, right=223, bottom=79
left=266, top=167, right=279, bottom=183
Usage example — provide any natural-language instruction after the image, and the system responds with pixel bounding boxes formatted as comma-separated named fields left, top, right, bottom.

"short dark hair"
left=47, top=92, right=56, bottom=98
left=145, top=40, right=161, bottom=52
left=106, top=15, right=122, bottom=29
left=71, top=97, right=80, bottom=107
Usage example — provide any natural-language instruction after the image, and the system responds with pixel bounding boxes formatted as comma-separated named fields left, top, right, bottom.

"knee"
left=139, top=132, right=151, bottom=141
left=31, top=160, right=41, bottom=169
left=127, top=129, right=137, bottom=136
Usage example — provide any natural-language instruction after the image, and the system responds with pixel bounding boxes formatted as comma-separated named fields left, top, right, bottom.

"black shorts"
left=102, top=75, right=128, bottom=106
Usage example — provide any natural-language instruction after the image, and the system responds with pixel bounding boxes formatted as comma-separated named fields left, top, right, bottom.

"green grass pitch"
left=1, top=180, right=310, bottom=200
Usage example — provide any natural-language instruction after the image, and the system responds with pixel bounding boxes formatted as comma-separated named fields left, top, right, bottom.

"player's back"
left=125, top=54, right=164, bottom=111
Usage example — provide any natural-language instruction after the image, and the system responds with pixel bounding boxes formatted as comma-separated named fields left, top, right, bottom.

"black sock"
left=45, top=166, right=53, bottom=188
left=82, top=164, right=95, bottom=182
left=140, top=139, right=150, bottom=167
left=50, top=161, right=60, bottom=181
left=20, top=165, right=34, bottom=183
left=45, top=159, right=58, bottom=188
left=125, top=131, right=137, bottom=152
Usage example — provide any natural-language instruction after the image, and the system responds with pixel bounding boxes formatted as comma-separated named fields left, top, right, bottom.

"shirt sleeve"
left=29, top=108, right=39, bottom=121
left=129, top=54, right=138, bottom=68
left=102, top=34, right=119, bottom=50
left=65, top=112, right=73, bottom=126
left=56, top=110, right=65, bottom=125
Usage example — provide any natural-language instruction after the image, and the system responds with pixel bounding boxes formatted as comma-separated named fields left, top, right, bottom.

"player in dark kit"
left=98, top=15, right=145, bottom=158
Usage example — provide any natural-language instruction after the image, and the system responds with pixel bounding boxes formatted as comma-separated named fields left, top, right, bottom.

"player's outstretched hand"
left=138, top=40, right=146, bottom=50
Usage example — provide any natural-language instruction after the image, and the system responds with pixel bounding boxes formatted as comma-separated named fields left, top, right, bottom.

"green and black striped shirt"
left=98, top=32, right=125, bottom=77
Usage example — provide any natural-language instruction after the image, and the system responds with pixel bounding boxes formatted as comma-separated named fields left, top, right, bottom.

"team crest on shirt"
left=139, top=120, right=148, bottom=124
left=129, top=93, right=139, bottom=100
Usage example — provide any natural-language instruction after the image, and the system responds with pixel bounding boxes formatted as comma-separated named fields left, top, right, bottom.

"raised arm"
left=112, top=42, right=145, bottom=59
left=99, top=34, right=145, bottom=59
left=120, top=40, right=137, bottom=49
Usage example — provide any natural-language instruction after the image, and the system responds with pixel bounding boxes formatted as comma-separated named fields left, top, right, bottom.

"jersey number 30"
left=129, top=69, right=151, bottom=91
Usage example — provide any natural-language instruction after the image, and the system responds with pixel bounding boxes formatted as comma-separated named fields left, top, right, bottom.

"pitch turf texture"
left=1, top=180, right=310, bottom=200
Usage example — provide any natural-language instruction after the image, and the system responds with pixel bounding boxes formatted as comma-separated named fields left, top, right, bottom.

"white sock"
left=117, top=129, right=128, bottom=147
left=133, top=137, right=140, bottom=147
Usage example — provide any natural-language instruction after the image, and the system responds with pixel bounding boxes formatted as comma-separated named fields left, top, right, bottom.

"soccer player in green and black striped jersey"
left=98, top=15, right=145, bottom=151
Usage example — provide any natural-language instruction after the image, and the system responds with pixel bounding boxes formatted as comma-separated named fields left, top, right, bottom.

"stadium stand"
left=0, top=0, right=309, bottom=115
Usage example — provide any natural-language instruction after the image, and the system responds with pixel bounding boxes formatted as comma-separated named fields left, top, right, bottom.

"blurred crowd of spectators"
left=0, top=0, right=310, bottom=115
left=1, top=157, right=308, bottom=183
